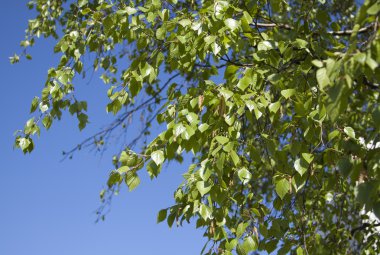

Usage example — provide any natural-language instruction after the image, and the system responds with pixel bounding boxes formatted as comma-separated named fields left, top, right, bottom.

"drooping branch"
left=62, top=72, right=181, bottom=159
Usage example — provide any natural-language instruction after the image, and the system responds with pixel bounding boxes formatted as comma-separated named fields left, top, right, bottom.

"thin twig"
left=62, top=72, right=181, bottom=159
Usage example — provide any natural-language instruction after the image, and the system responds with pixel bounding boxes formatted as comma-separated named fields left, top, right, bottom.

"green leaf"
left=219, top=89, right=233, bottom=100
left=311, top=60, right=323, bottom=68
left=242, top=11, right=253, bottom=24
left=241, top=236, right=258, bottom=253
left=328, top=130, right=340, bottom=141
left=157, top=209, right=167, bottom=223
left=179, top=19, right=192, bottom=27
left=252, top=104, right=262, bottom=119
left=42, top=115, right=52, bottom=129
left=292, top=39, right=308, bottom=49
left=225, top=239, right=238, bottom=251
left=117, top=166, right=129, bottom=174
left=167, top=212, right=175, bottom=228
left=301, top=153, right=314, bottom=164
left=77, top=113, right=88, bottom=131
left=224, top=65, right=239, bottom=80
left=124, top=6, right=137, bottom=15
left=107, top=171, right=121, bottom=187
left=125, top=172, right=140, bottom=191
left=120, top=152, right=138, bottom=167
left=338, top=157, right=352, bottom=178
left=355, top=182, right=376, bottom=205
left=196, top=181, right=212, bottom=197
left=237, top=243, right=247, bottom=255
left=367, top=2, right=380, bottom=15
left=30, top=97, right=39, bottom=113
left=326, top=81, right=349, bottom=122
left=275, top=178, right=290, bottom=199
left=354, top=53, right=366, bottom=64
left=294, top=158, right=308, bottom=176
left=9, top=54, right=20, bottom=64
left=230, top=150, right=240, bottom=166
left=78, top=0, right=88, bottom=7
left=372, top=105, right=380, bottom=127
left=258, top=41, right=274, bottom=51
left=269, top=101, right=281, bottom=113
left=147, top=160, right=162, bottom=178
left=344, top=127, right=355, bottom=139
left=296, top=247, right=305, bottom=255
left=18, top=137, right=31, bottom=152
left=186, top=112, right=198, bottom=124
left=245, top=100, right=255, bottom=112
left=238, top=167, right=252, bottom=184
left=199, top=204, right=212, bottom=220
left=224, top=18, right=239, bottom=31
left=199, top=166, right=211, bottom=181
left=140, top=63, right=153, bottom=78
left=174, top=123, right=186, bottom=137
left=366, top=57, right=378, bottom=71
left=103, top=16, right=114, bottom=35
left=156, top=27, right=166, bottom=40
left=198, top=123, right=209, bottom=133
left=316, top=68, right=330, bottom=90
left=280, top=89, right=296, bottom=99
left=151, top=150, right=164, bottom=165
left=237, top=76, right=251, bottom=91
left=39, top=102, right=49, bottom=113
left=215, top=136, right=229, bottom=145
left=182, top=125, right=195, bottom=140
left=225, top=114, right=235, bottom=126
left=236, top=222, right=248, bottom=238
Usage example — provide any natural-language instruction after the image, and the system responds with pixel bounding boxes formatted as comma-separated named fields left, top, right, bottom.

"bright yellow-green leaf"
left=276, top=178, right=290, bottom=199
left=344, top=127, right=355, bottom=139
left=151, top=150, right=164, bottom=165
left=316, top=68, right=330, bottom=90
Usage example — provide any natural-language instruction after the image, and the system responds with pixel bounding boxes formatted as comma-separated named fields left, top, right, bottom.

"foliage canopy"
left=13, top=0, right=380, bottom=254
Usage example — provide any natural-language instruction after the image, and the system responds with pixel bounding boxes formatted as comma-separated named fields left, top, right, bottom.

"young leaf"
left=151, top=150, right=164, bottom=165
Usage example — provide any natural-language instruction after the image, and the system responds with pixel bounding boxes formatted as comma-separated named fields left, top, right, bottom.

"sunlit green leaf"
left=151, top=150, right=164, bottom=165
left=276, top=178, right=290, bottom=199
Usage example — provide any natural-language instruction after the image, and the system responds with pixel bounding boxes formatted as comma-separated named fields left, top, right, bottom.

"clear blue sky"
left=0, top=1, right=205, bottom=254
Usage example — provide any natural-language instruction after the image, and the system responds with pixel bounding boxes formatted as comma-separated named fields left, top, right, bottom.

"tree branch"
left=62, top=73, right=181, bottom=159
left=351, top=222, right=380, bottom=236
left=328, top=23, right=376, bottom=35
left=250, top=22, right=376, bottom=36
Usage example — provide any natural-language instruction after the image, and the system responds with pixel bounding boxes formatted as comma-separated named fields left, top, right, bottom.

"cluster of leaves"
left=13, top=0, right=380, bottom=254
